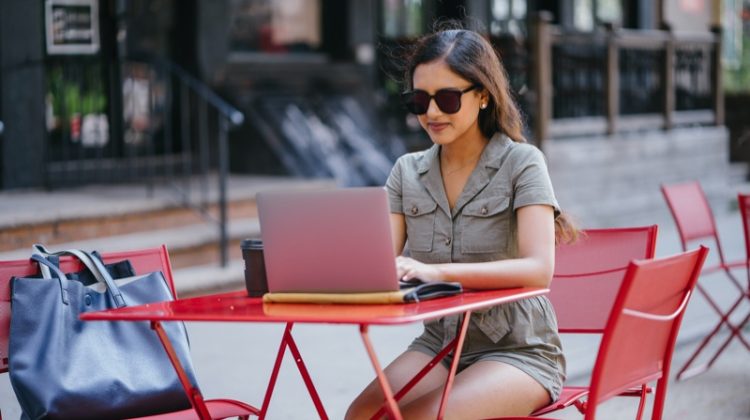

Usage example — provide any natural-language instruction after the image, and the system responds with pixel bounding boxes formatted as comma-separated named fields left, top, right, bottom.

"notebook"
left=257, top=187, right=400, bottom=293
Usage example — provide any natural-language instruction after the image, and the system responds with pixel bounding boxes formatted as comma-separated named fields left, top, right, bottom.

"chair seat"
left=531, top=386, right=590, bottom=416
left=531, top=385, right=653, bottom=417
left=131, top=399, right=260, bottom=420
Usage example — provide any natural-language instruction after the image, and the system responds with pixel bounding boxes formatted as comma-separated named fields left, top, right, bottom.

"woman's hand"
left=396, top=256, right=444, bottom=282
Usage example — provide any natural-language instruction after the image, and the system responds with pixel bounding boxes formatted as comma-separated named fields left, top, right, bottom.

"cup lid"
left=241, top=238, right=263, bottom=248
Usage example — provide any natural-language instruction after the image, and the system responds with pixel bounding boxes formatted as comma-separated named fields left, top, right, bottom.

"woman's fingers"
left=396, top=256, right=416, bottom=280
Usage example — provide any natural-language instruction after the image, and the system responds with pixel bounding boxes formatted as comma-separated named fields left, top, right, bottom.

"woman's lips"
left=427, top=122, right=450, bottom=133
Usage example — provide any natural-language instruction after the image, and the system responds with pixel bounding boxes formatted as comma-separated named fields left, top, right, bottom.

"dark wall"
left=0, top=0, right=47, bottom=189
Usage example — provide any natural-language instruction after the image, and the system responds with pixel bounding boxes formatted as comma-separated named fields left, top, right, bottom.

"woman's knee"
left=345, top=389, right=382, bottom=420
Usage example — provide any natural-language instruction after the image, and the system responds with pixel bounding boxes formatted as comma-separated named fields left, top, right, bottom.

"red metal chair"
left=661, top=181, right=750, bottom=379
left=531, top=226, right=659, bottom=417
left=496, top=246, right=709, bottom=420
left=0, top=246, right=259, bottom=420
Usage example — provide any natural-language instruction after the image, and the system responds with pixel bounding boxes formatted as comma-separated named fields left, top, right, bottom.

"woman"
left=346, top=26, right=575, bottom=419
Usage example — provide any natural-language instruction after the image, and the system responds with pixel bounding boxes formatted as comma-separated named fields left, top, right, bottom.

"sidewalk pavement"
left=1, top=199, right=749, bottom=419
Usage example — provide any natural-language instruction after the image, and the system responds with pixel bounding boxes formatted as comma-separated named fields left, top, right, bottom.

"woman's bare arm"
left=396, top=205, right=555, bottom=289
left=390, top=213, right=407, bottom=256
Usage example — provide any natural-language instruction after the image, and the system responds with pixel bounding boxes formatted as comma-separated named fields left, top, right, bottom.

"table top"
left=81, top=287, right=548, bottom=325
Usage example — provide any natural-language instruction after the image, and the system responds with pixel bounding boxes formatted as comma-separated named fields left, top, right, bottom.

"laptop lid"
left=257, top=187, right=399, bottom=293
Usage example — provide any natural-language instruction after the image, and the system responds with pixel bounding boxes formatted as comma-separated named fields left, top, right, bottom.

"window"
left=381, top=0, right=425, bottom=38
left=574, top=0, right=622, bottom=31
left=228, top=0, right=321, bottom=54
left=490, top=0, right=527, bottom=36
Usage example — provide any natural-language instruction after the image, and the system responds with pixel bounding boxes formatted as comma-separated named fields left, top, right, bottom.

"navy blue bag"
left=8, top=249, right=197, bottom=420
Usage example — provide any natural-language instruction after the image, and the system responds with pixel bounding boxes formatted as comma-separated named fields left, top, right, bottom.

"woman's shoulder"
left=485, top=134, right=546, bottom=167
left=506, top=138, right=543, bottom=157
left=504, top=138, right=547, bottom=166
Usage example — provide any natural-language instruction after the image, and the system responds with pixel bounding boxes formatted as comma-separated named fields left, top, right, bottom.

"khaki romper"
left=385, top=133, right=566, bottom=401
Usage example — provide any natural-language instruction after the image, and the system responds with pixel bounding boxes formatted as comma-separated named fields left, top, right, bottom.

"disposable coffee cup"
left=241, top=239, right=268, bottom=297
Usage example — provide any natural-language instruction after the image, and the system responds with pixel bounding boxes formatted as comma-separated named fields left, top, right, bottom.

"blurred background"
left=2, top=0, right=750, bottom=284
left=1, top=0, right=749, bottom=287
left=1, top=2, right=750, bottom=418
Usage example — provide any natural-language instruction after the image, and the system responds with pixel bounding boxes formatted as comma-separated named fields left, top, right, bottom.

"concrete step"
left=174, top=259, right=245, bottom=297
left=0, top=175, right=336, bottom=295
left=0, top=217, right=260, bottom=268
left=0, top=176, right=333, bottom=252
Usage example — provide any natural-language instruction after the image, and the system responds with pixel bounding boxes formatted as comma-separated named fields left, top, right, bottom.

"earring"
left=480, top=103, right=488, bottom=109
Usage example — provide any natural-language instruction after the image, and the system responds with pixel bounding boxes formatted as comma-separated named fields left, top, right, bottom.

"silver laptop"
left=256, top=187, right=399, bottom=293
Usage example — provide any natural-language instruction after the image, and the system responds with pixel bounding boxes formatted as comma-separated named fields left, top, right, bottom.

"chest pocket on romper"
left=404, top=199, right=438, bottom=252
left=461, top=196, right=511, bottom=254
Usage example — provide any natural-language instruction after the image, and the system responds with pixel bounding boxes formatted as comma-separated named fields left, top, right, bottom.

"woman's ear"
left=480, top=89, right=490, bottom=108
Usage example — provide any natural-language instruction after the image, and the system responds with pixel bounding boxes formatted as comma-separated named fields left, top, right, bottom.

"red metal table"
left=81, top=287, right=548, bottom=420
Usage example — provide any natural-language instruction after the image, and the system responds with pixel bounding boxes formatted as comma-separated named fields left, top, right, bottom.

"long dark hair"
left=404, top=27, right=525, bottom=142
left=403, top=26, right=579, bottom=243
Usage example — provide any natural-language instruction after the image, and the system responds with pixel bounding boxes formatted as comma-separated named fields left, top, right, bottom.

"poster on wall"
left=45, top=0, right=100, bottom=55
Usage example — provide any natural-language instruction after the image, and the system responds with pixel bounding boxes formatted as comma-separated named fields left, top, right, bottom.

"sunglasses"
left=401, top=85, right=479, bottom=115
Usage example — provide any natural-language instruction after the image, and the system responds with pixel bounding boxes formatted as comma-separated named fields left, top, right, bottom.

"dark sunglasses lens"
left=434, top=90, right=463, bottom=114
left=402, top=91, right=430, bottom=115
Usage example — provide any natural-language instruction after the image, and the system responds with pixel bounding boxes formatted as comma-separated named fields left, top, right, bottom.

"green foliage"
left=725, top=34, right=750, bottom=93
left=46, top=63, right=108, bottom=128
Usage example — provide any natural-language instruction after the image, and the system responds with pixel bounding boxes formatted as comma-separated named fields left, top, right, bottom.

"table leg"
left=360, top=324, right=403, bottom=420
left=370, top=338, right=458, bottom=419
left=437, top=310, right=472, bottom=419
left=151, top=321, right=211, bottom=420
left=259, top=322, right=328, bottom=420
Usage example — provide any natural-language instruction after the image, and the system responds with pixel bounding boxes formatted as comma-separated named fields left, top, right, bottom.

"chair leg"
left=634, top=384, right=648, bottom=420
left=676, top=284, right=750, bottom=380
left=650, top=379, right=669, bottom=420
left=704, top=310, right=750, bottom=367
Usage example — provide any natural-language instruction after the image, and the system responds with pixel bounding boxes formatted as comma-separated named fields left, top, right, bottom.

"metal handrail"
left=137, top=55, right=244, bottom=267
left=155, top=57, right=245, bottom=127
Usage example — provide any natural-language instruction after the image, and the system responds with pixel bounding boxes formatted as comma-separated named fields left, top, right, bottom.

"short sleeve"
left=512, top=146, right=560, bottom=215
left=385, top=157, right=404, bottom=214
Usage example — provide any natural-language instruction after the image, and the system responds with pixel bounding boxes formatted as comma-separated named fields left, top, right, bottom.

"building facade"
left=0, top=0, right=743, bottom=225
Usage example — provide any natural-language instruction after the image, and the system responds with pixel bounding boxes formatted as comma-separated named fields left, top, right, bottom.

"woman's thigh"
left=346, top=350, right=449, bottom=420
left=400, top=359, right=550, bottom=419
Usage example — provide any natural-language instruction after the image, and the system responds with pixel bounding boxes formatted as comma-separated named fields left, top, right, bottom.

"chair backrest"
left=737, top=193, right=750, bottom=263
left=660, top=181, right=719, bottom=248
left=0, top=245, right=175, bottom=374
left=584, top=246, right=708, bottom=420
left=550, top=226, right=658, bottom=333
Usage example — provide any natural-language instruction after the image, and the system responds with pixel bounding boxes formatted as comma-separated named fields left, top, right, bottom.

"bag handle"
left=32, top=244, right=127, bottom=308
left=32, top=245, right=53, bottom=279
left=30, top=255, right=71, bottom=305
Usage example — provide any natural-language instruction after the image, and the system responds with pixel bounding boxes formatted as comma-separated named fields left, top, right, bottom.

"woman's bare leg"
left=400, top=360, right=550, bottom=419
left=346, top=350, right=449, bottom=420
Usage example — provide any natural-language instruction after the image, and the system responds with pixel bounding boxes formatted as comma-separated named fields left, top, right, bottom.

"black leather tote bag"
left=8, top=249, right=197, bottom=420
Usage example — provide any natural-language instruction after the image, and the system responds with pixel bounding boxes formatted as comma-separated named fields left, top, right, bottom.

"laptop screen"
left=257, top=187, right=399, bottom=293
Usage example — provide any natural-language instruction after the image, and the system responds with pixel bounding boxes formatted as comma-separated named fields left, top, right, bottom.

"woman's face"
left=411, top=60, right=486, bottom=146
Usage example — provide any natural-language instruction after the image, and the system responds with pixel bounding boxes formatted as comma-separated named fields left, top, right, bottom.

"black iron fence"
left=531, top=13, right=722, bottom=143
left=44, top=56, right=243, bottom=266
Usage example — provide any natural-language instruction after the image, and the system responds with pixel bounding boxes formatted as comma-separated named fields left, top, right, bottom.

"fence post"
left=605, top=23, right=619, bottom=135
left=663, top=24, right=675, bottom=130
left=710, top=25, right=724, bottom=126
left=217, top=117, right=229, bottom=267
left=532, top=12, right=553, bottom=147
